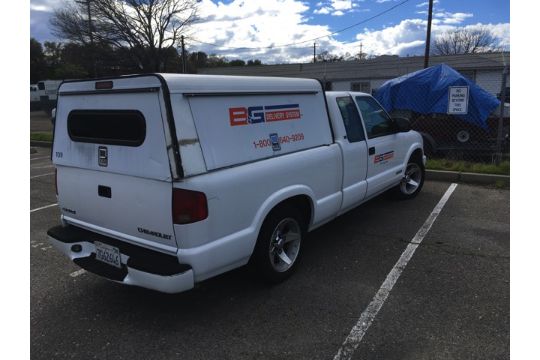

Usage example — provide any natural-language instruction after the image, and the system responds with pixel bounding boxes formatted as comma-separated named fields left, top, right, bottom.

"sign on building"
left=447, top=86, right=469, bottom=115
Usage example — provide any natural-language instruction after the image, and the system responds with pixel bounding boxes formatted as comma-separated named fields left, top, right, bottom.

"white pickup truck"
left=47, top=74, right=425, bottom=293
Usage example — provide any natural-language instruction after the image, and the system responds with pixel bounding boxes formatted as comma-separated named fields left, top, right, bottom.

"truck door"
left=333, top=96, right=369, bottom=212
left=354, top=95, right=407, bottom=198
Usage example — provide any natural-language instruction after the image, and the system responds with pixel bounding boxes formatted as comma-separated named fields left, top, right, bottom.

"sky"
left=30, top=0, right=510, bottom=64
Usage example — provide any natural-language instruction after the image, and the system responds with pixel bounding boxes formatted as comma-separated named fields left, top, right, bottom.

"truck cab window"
left=354, top=96, right=394, bottom=139
left=336, top=97, right=365, bottom=142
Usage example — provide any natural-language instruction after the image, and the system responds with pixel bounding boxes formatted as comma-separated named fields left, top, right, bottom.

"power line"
left=186, top=0, right=412, bottom=51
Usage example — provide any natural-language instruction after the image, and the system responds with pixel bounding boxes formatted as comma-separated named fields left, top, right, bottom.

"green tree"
left=30, top=38, right=46, bottom=83
left=206, top=54, right=229, bottom=68
left=229, top=59, right=246, bottom=66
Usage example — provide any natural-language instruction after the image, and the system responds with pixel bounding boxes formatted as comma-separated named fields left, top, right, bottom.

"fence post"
left=495, top=63, right=508, bottom=165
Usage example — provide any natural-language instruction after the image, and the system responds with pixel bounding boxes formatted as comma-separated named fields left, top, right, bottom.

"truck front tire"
left=393, top=158, right=425, bottom=200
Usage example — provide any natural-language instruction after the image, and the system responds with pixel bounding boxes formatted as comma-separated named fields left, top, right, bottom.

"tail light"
left=172, top=188, right=208, bottom=224
left=54, top=168, right=58, bottom=196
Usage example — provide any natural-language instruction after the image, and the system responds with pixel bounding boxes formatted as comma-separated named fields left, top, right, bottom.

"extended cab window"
left=336, top=97, right=365, bottom=142
left=68, top=110, right=146, bottom=147
left=354, top=96, right=394, bottom=139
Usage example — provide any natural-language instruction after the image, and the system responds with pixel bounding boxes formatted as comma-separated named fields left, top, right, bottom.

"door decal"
left=374, top=150, right=394, bottom=164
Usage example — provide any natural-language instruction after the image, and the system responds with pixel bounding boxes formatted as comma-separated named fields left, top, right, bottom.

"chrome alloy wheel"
left=400, top=163, right=423, bottom=195
left=268, top=218, right=302, bottom=273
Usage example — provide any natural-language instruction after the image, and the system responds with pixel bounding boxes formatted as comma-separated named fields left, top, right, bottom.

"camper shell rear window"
left=67, top=110, right=146, bottom=147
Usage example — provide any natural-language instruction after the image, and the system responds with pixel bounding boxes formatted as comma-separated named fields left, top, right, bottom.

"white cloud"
left=354, top=17, right=510, bottom=56
left=30, top=0, right=64, bottom=13
left=355, top=18, right=428, bottom=56
left=314, top=6, right=332, bottom=14
left=192, top=0, right=342, bottom=63
left=436, top=12, right=474, bottom=25
left=416, top=0, right=439, bottom=7
left=314, top=0, right=360, bottom=16
left=30, top=4, right=51, bottom=12
left=30, top=0, right=509, bottom=64
left=331, top=0, right=353, bottom=11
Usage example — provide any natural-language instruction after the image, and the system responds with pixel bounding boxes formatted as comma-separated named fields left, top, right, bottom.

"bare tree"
left=433, top=27, right=501, bottom=55
left=315, top=51, right=345, bottom=63
left=51, top=0, right=198, bottom=72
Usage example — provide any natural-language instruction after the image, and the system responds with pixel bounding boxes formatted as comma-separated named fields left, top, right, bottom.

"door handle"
left=369, top=147, right=375, bottom=155
left=98, top=185, right=111, bottom=198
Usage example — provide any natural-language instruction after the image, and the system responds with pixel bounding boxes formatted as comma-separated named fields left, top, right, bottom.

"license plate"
left=94, top=241, right=121, bottom=268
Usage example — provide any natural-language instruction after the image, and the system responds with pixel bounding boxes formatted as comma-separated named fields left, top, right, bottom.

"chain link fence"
left=378, top=67, right=510, bottom=165
left=389, top=107, right=510, bottom=164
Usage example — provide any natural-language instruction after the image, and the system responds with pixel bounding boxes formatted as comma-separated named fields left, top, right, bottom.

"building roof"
left=199, top=52, right=510, bottom=81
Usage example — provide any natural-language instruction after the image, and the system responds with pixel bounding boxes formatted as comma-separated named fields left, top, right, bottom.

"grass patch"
left=426, top=159, right=510, bottom=175
left=30, top=132, right=53, bottom=142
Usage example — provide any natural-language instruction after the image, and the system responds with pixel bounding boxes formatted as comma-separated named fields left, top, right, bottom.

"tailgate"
left=53, top=76, right=179, bottom=253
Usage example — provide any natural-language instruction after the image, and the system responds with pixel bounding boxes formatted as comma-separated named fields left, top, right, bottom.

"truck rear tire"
left=251, top=205, right=306, bottom=283
left=393, top=158, right=425, bottom=200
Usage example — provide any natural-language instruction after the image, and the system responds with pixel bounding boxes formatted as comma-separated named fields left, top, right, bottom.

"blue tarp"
left=374, top=63, right=500, bottom=129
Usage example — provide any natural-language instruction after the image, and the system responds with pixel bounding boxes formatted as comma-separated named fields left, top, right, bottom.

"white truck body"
left=48, top=74, right=425, bottom=293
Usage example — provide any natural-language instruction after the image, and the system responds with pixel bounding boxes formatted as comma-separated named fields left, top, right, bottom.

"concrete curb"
left=426, top=169, right=509, bottom=186
left=31, top=140, right=53, bottom=148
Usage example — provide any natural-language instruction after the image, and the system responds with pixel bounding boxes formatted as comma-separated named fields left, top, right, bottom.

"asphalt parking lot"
left=30, top=146, right=509, bottom=360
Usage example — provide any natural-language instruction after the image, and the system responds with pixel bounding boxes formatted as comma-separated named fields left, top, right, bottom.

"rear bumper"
left=47, top=225, right=194, bottom=294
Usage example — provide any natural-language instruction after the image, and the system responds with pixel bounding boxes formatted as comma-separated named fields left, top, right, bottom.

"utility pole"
left=359, top=43, right=363, bottom=61
left=423, top=0, right=434, bottom=68
left=181, top=35, right=186, bottom=73
left=313, top=42, right=317, bottom=63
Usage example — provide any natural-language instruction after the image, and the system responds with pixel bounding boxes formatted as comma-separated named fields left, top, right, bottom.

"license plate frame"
left=94, top=241, right=122, bottom=268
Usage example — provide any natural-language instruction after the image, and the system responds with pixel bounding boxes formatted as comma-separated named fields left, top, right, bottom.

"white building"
left=199, top=52, right=510, bottom=109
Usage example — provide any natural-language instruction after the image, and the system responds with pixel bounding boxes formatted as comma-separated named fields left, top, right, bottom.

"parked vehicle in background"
left=375, top=64, right=505, bottom=160
left=37, top=80, right=63, bottom=116
left=47, top=74, right=425, bottom=294
left=389, top=110, right=510, bottom=157
left=30, top=84, right=40, bottom=111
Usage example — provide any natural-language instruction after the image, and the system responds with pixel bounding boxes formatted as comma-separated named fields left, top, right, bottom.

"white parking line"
left=31, top=165, right=54, bottom=169
left=30, top=156, right=50, bottom=161
left=30, top=172, right=55, bottom=179
left=333, top=183, right=458, bottom=360
left=70, top=269, right=87, bottom=277
left=30, top=203, right=58, bottom=213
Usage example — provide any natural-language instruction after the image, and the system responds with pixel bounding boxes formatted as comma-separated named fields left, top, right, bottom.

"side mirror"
left=392, top=117, right=411, bottom=132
